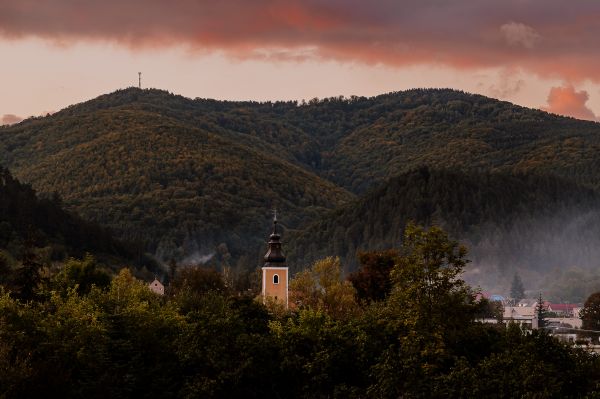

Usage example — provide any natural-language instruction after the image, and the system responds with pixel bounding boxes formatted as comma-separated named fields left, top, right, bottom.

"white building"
left=149, top=278, right=165, bottom=295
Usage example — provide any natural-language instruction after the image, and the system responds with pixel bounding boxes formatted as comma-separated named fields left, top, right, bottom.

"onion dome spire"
left=264, top=210, right=286, bottom=266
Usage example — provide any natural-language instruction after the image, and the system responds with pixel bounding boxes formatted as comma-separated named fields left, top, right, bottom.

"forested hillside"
left=286, top=168, right=600, bottom=294
left=0, top=93, right=353, bottom=266
left=2, top=87, right=600, bottom=276
left=0, top=167, right=140, bottom=267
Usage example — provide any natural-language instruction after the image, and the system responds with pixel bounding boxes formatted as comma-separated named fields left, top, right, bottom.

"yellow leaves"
left=289, top=256, right=359, bottom=319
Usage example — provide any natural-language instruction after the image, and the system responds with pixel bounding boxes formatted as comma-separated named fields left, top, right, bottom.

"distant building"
left=517, top=298, right=538, bottom=307
left=489, top=294, right=505, bottom=302
left=262, top=214, right=288, bottom=308
left=503, top=305, right=538, bottom=329
left=547, top=303, right=581, bottom=317
left=149, top=278, right=165, bottom=295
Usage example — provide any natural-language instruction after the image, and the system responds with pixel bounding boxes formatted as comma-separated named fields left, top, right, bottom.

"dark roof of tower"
left=264, top=212, right=286, bottom=266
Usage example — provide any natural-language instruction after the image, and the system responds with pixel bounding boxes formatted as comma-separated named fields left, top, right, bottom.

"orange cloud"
left=1, top=114, right=23, bottom=125
left=1, top=1, right=600, bottom=83
left=543, top=85, right=598, bottom=121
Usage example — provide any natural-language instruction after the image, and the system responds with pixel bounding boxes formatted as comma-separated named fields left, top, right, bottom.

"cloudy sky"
left=1, top=0, right=599, bottom=124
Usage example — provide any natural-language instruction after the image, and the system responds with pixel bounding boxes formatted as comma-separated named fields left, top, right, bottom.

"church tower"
left=262, top=212, right=288, bottom=308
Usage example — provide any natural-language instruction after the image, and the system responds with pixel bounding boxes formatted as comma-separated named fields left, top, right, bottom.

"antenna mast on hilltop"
left=138, top=72, right=142, bottom=89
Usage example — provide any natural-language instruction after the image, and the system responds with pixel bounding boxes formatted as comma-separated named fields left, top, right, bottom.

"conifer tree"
left=535, top=292, right=546, bottom=329
left=13, top=235, right=43, bottom=301
left=510, top=272, right=525, bottom=302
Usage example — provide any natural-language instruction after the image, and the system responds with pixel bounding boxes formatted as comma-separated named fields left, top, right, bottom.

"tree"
left=13, top=238, right=44, bottom=301
left=510, top=272, right=525, bottom=302
left=53, top=254, right=111, bottom=295
left=535, top=292, right=547, bottom=329
left=581, top=292, right=600, bottom=332
left=388, top=223, right=472, bottom=333
left=172, top=266, right=225, bottom=295
left=289, top=257, right=358, bottom=319
left=167, top=259, right=178, bottom=285
left=0, top=252, right=14, bottom=288
left=348, top=250, right=398, bottom=302
left=370, top=223, right=476, bottom=397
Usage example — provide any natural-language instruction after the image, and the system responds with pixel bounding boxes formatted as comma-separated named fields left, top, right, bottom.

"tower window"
left=273, top=274, right=279, bottom=284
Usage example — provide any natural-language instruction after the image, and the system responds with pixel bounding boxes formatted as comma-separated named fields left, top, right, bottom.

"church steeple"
left=264, top=210, right=286, bottom=266
left=261, top=210, right=289, bottom=308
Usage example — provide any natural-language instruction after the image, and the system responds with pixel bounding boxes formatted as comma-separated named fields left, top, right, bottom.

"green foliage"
left=348, top=250, right=397, bottom=302
left=0, top=166, right=145, bottom=268
left=270, top=309, right=373, bottom=398
left=4, top=87, right=600, bottom=274
left=171, top=266, right=225, bottom=295
left=0, top=89, right=353, bottom=266
left=535, top=292, right=547, bottom=329
left=2, top=224, right=600, bottom=398
left=440, top=326, right=600, bottom=398
left=389, top=223, right=470, bottom=328
left=12, top=243, right=44, bottom=301
left=170, top=266, right=227, bottom=312
left=581, top=292, right=600, bottom=331
left=287, top=167, right=600, bottom=293
left=52, top=254, right=111, bottom=295
left=369, top=224, right=476, bottom=397
left=289, top=256, right=358, bottom=319
left=474, top=298, right=504, bottom=322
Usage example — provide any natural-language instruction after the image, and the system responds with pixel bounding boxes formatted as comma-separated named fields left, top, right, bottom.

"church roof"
left=264, top=212, right=286, bottom=267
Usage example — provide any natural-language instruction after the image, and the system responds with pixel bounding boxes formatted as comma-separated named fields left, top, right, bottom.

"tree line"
left=2, top=224, right=599, bottom=398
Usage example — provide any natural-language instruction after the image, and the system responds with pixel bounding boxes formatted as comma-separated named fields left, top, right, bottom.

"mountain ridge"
left=2, top=87, right=600, bottom=274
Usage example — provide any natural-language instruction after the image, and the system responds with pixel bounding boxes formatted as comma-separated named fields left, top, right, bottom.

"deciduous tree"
left=348, top=250, right=398, bottom=302
left=581, top=292, right=600, bottom=332
left=289, top=256, right=358, bottom=318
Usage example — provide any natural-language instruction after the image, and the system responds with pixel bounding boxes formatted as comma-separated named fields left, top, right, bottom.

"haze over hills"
left=286, top=167, right=600, bottom=296
left=2, top=87, right=600, bottom=294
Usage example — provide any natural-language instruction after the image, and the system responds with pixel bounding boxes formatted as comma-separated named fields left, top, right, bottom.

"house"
left=517, top=298, right=538, bottom=307
left=503, top=305, right=538, bottom=329
left=547, top=303, right=581, bottom=317
left=149, top=278, right=165, bottom=295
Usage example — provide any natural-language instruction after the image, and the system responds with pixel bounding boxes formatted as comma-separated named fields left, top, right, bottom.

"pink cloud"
left=500, top=22, right=541, bottom=49
left=0, top=1, right=600, bottom=83
left=1, top=114, right=23, bottom=125
left=543, top=85, right=598, bottom=121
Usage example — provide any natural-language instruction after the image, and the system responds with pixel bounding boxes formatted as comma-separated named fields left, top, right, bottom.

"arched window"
left=273, top=274, right=279, bottom=284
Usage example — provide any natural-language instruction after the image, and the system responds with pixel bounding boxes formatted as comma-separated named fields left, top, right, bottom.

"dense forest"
left=2, top=87, right=600, bottom=292
left=2, top=224, right=599, bottom=398
left=3, top=88, right=600, bottom=397
left=0, top=93, right=352, bottom=266
left=286, top=167, right=600, bottom=297
left=0, top=166, right=148, bottom=269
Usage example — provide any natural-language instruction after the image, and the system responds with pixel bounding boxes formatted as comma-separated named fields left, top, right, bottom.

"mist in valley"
left=462, top=206, right=600, bottom=302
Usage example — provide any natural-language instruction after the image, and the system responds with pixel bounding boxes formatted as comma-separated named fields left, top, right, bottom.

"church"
left=261, top=213, right=289, bottom=308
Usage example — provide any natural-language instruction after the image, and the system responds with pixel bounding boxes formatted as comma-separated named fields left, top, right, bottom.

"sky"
left=1, top=0, right=600, bottom=124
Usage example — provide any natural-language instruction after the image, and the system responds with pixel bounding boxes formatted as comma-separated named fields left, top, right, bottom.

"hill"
left=0, top=166, right=141, bottom=267
left=0, top=90, right=353, bottom=266
left=286, top=167, right=600, bottom=295
left=2, top=87, right=600, bottom=274
left=300, top=89, right=600, bottom=193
